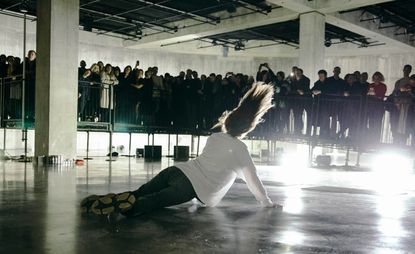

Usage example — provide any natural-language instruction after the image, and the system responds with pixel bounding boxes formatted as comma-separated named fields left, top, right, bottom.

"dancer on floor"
left=81, top=83, right=282, bottom=216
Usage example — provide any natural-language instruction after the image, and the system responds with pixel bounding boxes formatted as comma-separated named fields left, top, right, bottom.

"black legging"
left=127, top=166, right=198, bottom=216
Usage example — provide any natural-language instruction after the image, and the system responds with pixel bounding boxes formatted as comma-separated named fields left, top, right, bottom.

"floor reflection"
left=0, top=158, right=415, bottom=253
left=376, top=196, right=407, bottom=251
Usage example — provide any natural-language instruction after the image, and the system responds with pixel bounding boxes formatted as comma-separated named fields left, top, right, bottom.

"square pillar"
left=35, top=0, right=79, bottom=160
left=299, top=12, right=325, bottom=80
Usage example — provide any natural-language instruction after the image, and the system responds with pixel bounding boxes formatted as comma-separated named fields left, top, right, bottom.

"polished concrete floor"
left=1, top=156, right=415, bottom=254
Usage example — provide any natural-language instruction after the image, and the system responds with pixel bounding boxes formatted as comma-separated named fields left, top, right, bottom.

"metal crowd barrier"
left=1, top=76, right=414, bottom=161
left=0, top=74, right=32, bottom=161
left=252, top=94, right=415, bottom=149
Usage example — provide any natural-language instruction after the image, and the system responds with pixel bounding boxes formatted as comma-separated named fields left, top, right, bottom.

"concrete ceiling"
left=0, top=0, right=414, bottom=57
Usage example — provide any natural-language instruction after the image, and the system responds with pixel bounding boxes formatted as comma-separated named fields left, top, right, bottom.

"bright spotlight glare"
left=283, top=187, right=303, bottom=214
left=370, top=152, right=414, bottom=194
left=281, top=153, right=309, bottom=169
left=279, top=230, right=304, bottom=245
left=371, top=152, right=413, bottom=174
left=281, top=146, right=309, bottom=169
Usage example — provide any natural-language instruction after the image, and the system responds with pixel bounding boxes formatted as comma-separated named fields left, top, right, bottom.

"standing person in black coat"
left=0, top=55, right=6, bottom=123
left=223, top=72, right=241, bottom=112
left=274, top=71, right=290, bottom=134
left=408, top=75, right=415, bottom=146
left=6, top=56, right=22, bottom=119
left=311, top=70, right=328, bottom=137
left=78, top=68, right=95, bottom=121
left=0, top=55, right=6, bottom=79
left=338, top=73, right=366, bottom=140
left=172, top=71, right=186, bottom=128
left=212, top=74, right=223, bottom=125
left=78, top=60, right=86, bottom=79
left=189, top=71, right=202, bottom=129
left=199, top=73, right=207, bottom=129
left=132, top=69, right=145, bottom=125
left=389, top=65, right=412, bottom=145
left=203, top=73, right=215, bottom=129
left=116, top=66, right=134, bottom=123
left=323, top=66, right=347, bottom=138
left=289, top=68, right=311, bottom=135
left=141, top=70, right=154, bottom=126
left=162, top=73, right=174, bottom=127
left=0, top=54, right=6, bottom=124
left=151, top=66, right=164, bottom=125
left=183, top=69, right=195, bottom=129
left=360, top=72, right=370, bottom=89
left=87, top=64, right=102, bottom=121
left=25, top=50, right=36, bottom=121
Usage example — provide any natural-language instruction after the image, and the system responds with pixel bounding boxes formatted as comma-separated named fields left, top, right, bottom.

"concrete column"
left=35, top=0, right=79, bottom=160
left=299, top=12, right=325, bottom=80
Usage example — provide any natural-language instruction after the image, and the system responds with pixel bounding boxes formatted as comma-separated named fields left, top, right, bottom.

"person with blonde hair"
left=81, top=83, right=281, bottom=216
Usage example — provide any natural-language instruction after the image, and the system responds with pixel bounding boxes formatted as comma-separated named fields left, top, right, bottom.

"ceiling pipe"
left=135, top=0, right=219, bottom=25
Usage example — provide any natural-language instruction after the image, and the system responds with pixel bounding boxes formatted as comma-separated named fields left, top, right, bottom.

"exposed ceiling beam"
left=154, top=39, right=298, bottom=58
left=124, top=7, right=297, bottom=48
left=1, top=2, right=20, bottom=11
left=326, top=11, right=415, bottom=51
left=135, top=0, right=219, bottom=25
left=93, top=0, right=173, bottom=23
left=316, top=0, right=396, bottom=13
left=266, top=0, right=314, bottom=13
left=80, top=7, right=175, bottom=34
left=124, top=0, right=400, bottom=49
left=269, top=0, right=413, bottom=49
left=266, top=0, right=396, bottom=14
left=231, top=0, right=271, bottom=15
left=80, top=0, right=101, bottom=8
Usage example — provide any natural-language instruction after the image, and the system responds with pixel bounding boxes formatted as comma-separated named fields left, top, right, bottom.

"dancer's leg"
left=132, top=166, right=180, bottom=197
left=87, top=166, right=196, bottom=215
left=127, top=168, right=197, bottom=216
left=84, top=166, right=173, bottom=214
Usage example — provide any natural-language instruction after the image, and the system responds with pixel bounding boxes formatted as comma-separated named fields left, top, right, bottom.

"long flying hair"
left=213, top=82, right=274, bottom=138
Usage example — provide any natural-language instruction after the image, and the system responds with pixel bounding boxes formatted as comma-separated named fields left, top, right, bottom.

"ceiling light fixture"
left=19, top=0, right=29, bottom=13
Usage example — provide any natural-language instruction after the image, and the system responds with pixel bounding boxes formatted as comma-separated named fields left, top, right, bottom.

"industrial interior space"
left=1, top=0, right=415, bottom=253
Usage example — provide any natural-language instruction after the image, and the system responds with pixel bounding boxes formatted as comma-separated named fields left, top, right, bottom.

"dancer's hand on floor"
left=263, top=200, right=283, bottom=209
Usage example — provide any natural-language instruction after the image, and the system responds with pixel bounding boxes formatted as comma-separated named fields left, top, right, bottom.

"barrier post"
left=84, top=130, right=92, bottom=160
left=128, top=132, right=132, bottom=157
left=196, top=135, right=200, bottom=156
left=107, top=85, right=115, bottom=162
left=20, top=14, right=29, bottom=163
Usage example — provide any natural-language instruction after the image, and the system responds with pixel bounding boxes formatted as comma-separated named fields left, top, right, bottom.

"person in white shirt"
left=82, top=83, right=281, bottom=216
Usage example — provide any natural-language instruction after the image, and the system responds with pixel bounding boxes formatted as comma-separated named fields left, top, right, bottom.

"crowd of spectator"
left=1, top=50, right=415, bottom=145
left=256, top=64, right=415, bottom=144
left=0, top=50, right=36, bottom=121
left=78, top=60, right=415, bottom=145
left=77, top=60, right=255, bottom=130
